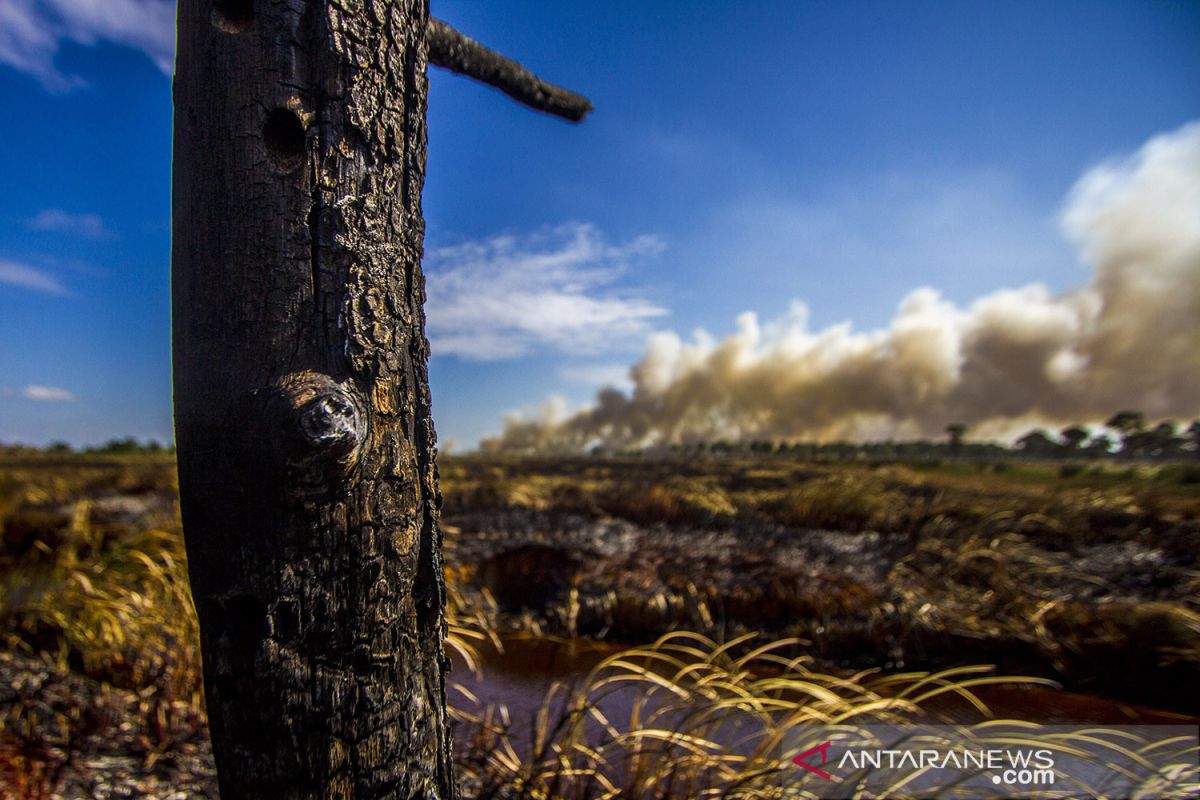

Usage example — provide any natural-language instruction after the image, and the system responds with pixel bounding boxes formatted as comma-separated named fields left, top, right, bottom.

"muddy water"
left=448, top=636, right=629, bottom=757
left=449, top=633, right=1200, bottom=750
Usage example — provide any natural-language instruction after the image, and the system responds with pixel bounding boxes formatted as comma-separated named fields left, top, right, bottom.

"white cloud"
left=28, top=208, right=113, bottom=239
left=1, top=385, right=77, bottom=402
left=425, top=223, right=668, bottom=361
left=22, top=385, right=77, bottom=402
left=0, top=0, right=174, bottom=90
left=0, top=259, right=67, bottom=294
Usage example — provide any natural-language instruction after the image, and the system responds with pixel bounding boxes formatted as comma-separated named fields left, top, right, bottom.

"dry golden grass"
left=440, top=453, right=1200, bottom=536
left=1, top=453, right=1197, bottom=797
left=448, top=630, right=1200, bottom=800
left=0, top=462, right=195, bottom=693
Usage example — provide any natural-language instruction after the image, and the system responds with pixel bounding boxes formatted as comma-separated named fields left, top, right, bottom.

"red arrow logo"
left=792, top=740, right=833, bottom=780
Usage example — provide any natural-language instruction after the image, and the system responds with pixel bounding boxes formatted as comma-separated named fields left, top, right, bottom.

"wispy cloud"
left=0, top=259, right=67, bottom=294
left=425, top=223, right=668, bottom=361
left=28, top=208, right=113, bottom=239
left=0, top=0, right=174, bottom=90
left=1, top=385, right=76, bottom=402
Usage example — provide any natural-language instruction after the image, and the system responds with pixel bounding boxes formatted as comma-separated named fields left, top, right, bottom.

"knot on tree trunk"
left=261, top=370, right=367, bottom=486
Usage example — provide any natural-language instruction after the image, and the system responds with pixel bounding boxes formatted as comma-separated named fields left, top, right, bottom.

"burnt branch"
left=427, top=17, right=593, bottom=122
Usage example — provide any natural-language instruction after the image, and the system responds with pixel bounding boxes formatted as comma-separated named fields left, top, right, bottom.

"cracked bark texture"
left=172, top=1, right=453, bottom=797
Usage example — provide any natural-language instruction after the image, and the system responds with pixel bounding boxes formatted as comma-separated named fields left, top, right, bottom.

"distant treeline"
left=3, top=410, right=1199, bottom=462
left=594, top=411, right=1200, bottom=462
left=0, top=437, right=174, bottom=457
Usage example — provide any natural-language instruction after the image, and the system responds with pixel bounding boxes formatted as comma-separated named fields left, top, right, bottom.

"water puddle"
left=449, top=632, right=1199, bottom=750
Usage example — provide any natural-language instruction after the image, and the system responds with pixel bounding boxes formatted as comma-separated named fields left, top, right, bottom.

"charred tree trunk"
left=174, top=1, right=589, bottom=796
left=172, top=1, right=453, bottom=797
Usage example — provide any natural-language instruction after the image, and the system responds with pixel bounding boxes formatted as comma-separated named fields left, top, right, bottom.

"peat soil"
left=443, top=508, right=1200, bottom=714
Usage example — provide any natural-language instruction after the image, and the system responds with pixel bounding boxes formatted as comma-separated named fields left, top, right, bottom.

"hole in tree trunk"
left=263, top=108, right=306, bottom=173
left=225, top=595, right=270, bottom=649
left=211, top=0, right=254, bottom=33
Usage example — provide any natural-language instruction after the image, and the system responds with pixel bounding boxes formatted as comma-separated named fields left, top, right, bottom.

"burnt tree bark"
left=172, top=2, right=586, bottom=799
left=426, top=18, right=592, bottom=121
left=173, top=0, right=450, bottom=796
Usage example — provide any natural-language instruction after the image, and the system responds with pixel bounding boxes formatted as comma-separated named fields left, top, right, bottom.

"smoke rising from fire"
left=484, top=123, right=1200, bottom=452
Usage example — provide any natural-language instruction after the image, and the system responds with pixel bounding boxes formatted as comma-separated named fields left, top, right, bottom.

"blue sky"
left=0, top=1, right=1198, bottom=448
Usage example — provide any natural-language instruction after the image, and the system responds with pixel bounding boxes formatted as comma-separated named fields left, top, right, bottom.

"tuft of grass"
left=0, top=497, right=204, bottom=724
left=758, top=476, right=904, bottom=531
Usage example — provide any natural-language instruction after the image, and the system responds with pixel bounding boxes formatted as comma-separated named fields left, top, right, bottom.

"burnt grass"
left=440, top=454, right=1200, bottom=713
left=0, top=452, right=1198, bottom=794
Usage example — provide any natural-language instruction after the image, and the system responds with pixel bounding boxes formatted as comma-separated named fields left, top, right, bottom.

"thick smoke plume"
left=484, top=124, right=1200, bottom=452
